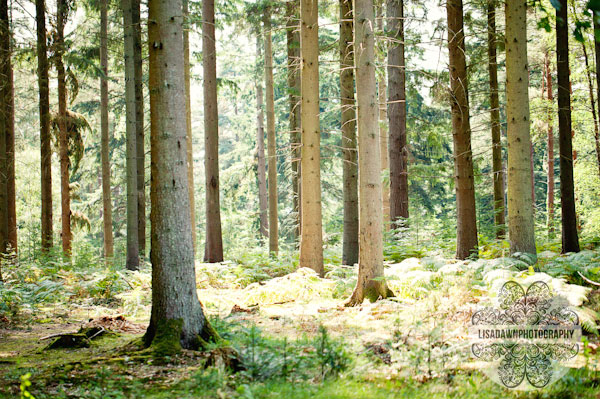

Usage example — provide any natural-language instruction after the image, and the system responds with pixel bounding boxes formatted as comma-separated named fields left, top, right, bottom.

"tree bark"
left=133, top=0, right=146, bottom=258
left=122, top=0, right=140, bottom=269
left=0, top=0, right=9, bottom=267
left=346, top=0, right=393, bottom=306
left=594, top=16, right=600, bottom=176
left=183, top=0, right=196, bottom=254
left=36, top=0, right=52, bottom=251
left=581, top=41, right=599, bottom=169
left=287, top=0, right=301, bottom=241
left=387, top=0, right=408, bottom=228
left=505, top=0, right=536, bottom=256
left=545, top=51, right=555, bottom=235
left=340, top=0, right=358, bottom=266
left=145, top=0, right=212, bottom=349
left=556, top=0, right=580, bottom=253
left=377, top=6, right=389, bottom=228
left=57, top=0, right=71, bottom=257
left=100, top=0, right=114, bottom=259
left=203, top=0, right=224, bottom=263
left=299, top=0, right=323, bottom=276
left=263, top=10, right=278, bottom=254
left=0, top=0, right=14, bottom=253
left=447, top=0, right=478, bottom=259
left=256, top=37, right=269, bottom=238
left=487, top=0, right=504, bottom=239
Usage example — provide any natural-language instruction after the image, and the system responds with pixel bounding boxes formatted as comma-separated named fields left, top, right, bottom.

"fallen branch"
left=578, top=271, right=600, bottom=287
left=40, top=332, right=74, bottom=341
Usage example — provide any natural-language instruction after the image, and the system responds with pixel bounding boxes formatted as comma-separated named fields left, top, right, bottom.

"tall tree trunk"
left=57, top=0, right=71, bottom=257
left=100, top=0, right=114, bottom=259
left=347, top=0, right=392, bottom=306
left=340, top=0, right=358, bottom=266
left=203, top=0, right=224, bottom=263
left=556, top=0, right=580, bottom=253
left=36, top=0, right=52, bottom=251
left=447, top=0, right=478, bottom=259
left=263, top=10, right=278, bottom=254
left=505, top=0, right=536, bottom=256
left=0, top=0, right=14, bottom=253
left=594, top=17, right=600, bottom=176
left=132, top=0, right=145, bottom=258
left=123, top=0, right=140, bottom=269
left=287, top=0, right=301, bottom=241
left=487, top=0, right=504, bottom=238
left=256, top=37, right=269, bottom=238
left=545, top=51, right=555, bottom=235
left=183, top=0, right=196, bottom=254
left=145, top=0, right=215, bottom=349
left=377, top=6, right=389, bottom=228
left=583, top=42, right=599, bottom=153
left=0, top=0, right=9, bottom=268
left=582, top=37, right=600, bottom=178
left=299, top=0, right=323, bottom=276
left=387, top=0, right=408, bottom=228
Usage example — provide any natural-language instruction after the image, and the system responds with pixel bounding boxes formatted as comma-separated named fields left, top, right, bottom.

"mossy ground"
left=2, top=252, right=600, bottom=398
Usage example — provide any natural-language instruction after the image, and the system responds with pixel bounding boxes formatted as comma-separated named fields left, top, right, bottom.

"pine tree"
left=36, top=0, right=52, bottom=251
left=57, top=0, right=72, bottom=257
left=556, top=0, right=579, bottom=253
left=122, top=0, right=140, bottom=269
left=346, top=0, right=393, bottom=305
left=387, top=0, right=408, bottom=228
left=505, top=0, right=536, bottom=256
left=340, top=0, right=358, bottom=266
left=145, top=0, right=216, bottom=348
left=299, top=0, right=324, bottom=275
left=263, top=8, right=278, bottom=254
left=487, top=0, right=504, bottom=238
left=203, top=0, right=224, bottom=262
left=100, top=0, right=114, bottom=259
left=447, top=0, right=478, bottom=259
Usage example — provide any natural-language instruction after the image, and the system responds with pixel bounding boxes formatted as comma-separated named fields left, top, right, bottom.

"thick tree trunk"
left=36, top=0, right=52, bottom=251
left=487, top=1, right=504, bottom=239
left=123, top=0, right=140, bottom=269
left=505, top=0, right=536, bottom=256
left=545, top=52, right=555, bottom=235
left=0, top=0, right=14, bottom=253
left=100, top=0, right=114, bottom=259
left=594, top=17, right=600, bottom=176
left=556, top=0, right=580, bottom=253
left=299, top=0, right=323, bottom=276
left=183, top=0, right=196, bottom=254
left=287, top=0, right=301, bottom=241
left=340, top=0, right=358, bottom=266
left=57, top=0, right=71, bottom=257
left=263, top=10, right=278, bottom=254
left=256, top=37, right=269, bottom=238
left=203, top=0, right=224, bottom=263
left=446, top=0, right=478, bottom=259
left=377, top=7, right=389, bottom=228
left=387, top=0, right=408, bottom=228
left=145, top=0, right=212, bottom=349
left=346, top=0, right=393, bottom=306
left=132, top=0, right=145, bottom=258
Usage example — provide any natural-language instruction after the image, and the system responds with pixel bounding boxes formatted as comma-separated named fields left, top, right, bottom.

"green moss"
left=197, top=318, right=220, bottom=349
left=151, top=319, right=183, bottom=359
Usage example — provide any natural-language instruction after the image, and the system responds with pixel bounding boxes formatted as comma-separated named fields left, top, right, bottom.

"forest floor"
left=1, top=248, right=600, bottom=398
